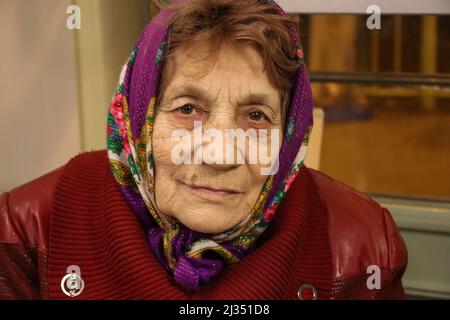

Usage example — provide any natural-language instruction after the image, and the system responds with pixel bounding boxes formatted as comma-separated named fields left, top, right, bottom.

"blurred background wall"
left=0, top=0, right=80, bottom=192
left=0, top=0, right=148, bottom=192
left=73, top=0, right=148, bottom=152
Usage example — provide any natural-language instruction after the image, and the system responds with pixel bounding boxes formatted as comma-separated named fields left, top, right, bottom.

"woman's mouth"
left=182, top=182, right=242, bottom=202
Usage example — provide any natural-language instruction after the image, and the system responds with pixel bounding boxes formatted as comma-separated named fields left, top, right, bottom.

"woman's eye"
left=248, top=111, right=266, bottom=121
left=172, top=103, right=206, bottom=124
left=178, top=104, right=195, bottom=115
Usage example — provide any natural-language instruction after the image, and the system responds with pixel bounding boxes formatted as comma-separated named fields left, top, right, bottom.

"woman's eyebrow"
left=169, top=85, right=211, bottom=102
left=237, top=93, right=280, bottom=116
left=237, top=93, right=273, bottom=107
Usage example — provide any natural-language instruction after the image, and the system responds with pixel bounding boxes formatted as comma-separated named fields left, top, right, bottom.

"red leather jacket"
left=0, top=151, right=407, bottom=299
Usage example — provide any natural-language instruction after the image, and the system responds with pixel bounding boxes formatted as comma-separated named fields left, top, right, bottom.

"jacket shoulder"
left=0, top=166, right=65, bottom=253
left=0, top=151, right=107, bottom=253
left=307, top=168, right=407, bottom=281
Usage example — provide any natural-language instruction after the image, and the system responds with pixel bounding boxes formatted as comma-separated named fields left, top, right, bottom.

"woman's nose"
left=194, top=129, right=243, bottom=171
left=204, top=107, right=236, bottom=130
left=195, top=110, right=244, bottom=171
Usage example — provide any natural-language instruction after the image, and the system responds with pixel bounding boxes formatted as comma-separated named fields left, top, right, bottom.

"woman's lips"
left=182, top=182, right=242, bottom=201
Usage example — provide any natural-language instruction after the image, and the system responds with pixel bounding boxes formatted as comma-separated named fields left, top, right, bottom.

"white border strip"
left=373, top=196, right=450, bottom=234
left=277, top=0, right=450, bottom=15
left=404, top=280, right=450, bottom=299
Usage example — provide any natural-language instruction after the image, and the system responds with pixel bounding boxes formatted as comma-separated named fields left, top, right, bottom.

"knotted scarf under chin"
left=148, top=225, right=225, bottom=291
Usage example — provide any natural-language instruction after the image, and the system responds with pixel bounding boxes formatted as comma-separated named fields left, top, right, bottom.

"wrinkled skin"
left=152, top=41, right=283, bottom=234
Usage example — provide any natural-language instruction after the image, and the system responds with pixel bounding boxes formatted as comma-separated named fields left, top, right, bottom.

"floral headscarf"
left=107, top=0, right=313, bottom=291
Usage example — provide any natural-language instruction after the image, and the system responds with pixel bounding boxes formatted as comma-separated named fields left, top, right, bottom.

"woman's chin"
left=173, top=208, right=242, bottom=234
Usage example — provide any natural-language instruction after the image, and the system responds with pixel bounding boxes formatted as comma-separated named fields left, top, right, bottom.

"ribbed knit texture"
left=46, top=151, right=332, bottom=299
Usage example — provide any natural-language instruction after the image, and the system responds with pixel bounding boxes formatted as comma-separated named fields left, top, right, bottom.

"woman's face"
left=152, top=42, right=283, bottom=234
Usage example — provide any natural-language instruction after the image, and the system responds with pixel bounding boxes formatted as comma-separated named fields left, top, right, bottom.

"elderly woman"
left=0, top=0, right=407, bottom=300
